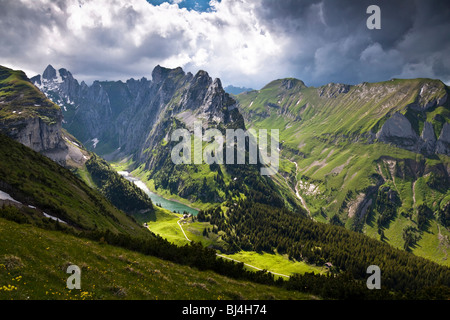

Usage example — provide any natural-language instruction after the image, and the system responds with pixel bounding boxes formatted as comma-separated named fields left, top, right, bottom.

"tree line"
left=197, top=200, right=450, bottom=297
left=85, top=154, right=154, bottom=214
left=2, top=203, right=450, bottom=299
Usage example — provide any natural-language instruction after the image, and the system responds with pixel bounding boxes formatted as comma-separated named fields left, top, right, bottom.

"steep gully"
left=284, top=158, right=312, bottom=218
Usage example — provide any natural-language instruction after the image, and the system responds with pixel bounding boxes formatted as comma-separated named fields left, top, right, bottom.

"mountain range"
left=30, top=64, right=295, bottom=210
left=1, top=63, right=450, bottom=299
left=29, top=64, right=450, bottom=263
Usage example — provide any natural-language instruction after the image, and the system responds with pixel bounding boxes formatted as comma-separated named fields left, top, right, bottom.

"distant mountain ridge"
left=224, top=85, right=255, bottom=95
left=31, top=65, right=240, bottom=156
left=29, top=64, right=450, bottom=264
left=238, top=77, right=449, bottom=156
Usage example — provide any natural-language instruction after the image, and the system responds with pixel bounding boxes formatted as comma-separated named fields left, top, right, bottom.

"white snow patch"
left=43, top=212, right=67, bottom=224
left=55, top=71, right=64, bottom=84
left=91, top=138, right=99, bottom=148
left=0, top=190, right=22, bottom=204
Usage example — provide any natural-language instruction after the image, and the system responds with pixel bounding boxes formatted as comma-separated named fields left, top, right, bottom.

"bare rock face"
left=420, top=121, right=437, bottom=155
left=436, top=123, right=450, bottom=156
left=376, top=112, right=450, bottom=156
left=318, top=83, right=350, bottom=98
left=7, top=116, right=66, bottom=153
left=42, top=64, right=57, bottom=81
left=32, top=65, right=240, bottom=158
left=408, top=82, right=448, bottom=111
left=376, top=112, right=419, bottom=149
left=0, top=110, right=71, bottom=166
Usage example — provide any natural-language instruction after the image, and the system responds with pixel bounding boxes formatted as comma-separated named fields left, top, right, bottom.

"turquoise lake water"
left=118, top=171, right=199, bottom=216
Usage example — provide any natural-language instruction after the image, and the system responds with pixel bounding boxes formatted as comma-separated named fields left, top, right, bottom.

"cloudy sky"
left=1, top=0, right=449, bottom=89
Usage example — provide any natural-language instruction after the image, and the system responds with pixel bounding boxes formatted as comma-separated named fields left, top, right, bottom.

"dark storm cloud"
left=255, top=0, right=450, bottom=86
left=0, top=0, right=70, bottom=78
left=0, top=1, right=67, bottom=54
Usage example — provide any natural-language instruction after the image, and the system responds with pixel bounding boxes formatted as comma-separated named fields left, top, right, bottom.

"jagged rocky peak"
left=32, top=65, right=81, bottom=101
left=152, top=65, right=185, bottom=84
left=191, top=70, right=215, bottom=91
left=178, top=68, right=236, bottom=119
left=42, top=64, right=57, bottom=80
left=58, top=68, right=72, bottom=81
left=211, top=78, right=225, bottom=94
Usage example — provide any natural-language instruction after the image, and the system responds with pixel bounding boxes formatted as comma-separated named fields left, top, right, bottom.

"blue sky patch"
left=146, top=0, right=220, bottom=12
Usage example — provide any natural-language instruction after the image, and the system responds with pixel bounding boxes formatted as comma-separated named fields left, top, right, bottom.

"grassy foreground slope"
left=0, top=217, right=314, bottom=300
left=0, top=133, right=150, bottom=237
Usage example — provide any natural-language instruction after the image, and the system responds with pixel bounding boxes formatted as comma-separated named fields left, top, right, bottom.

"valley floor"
left=143, top=206, right=327, bottom=279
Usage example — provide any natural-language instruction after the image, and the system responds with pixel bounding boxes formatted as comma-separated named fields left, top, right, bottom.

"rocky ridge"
left=0, top=65, right=87, bottom=166
left=31, top=64, right=241, bottom=158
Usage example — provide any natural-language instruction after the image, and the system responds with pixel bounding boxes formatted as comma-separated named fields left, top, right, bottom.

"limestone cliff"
left=0, top=65, right=88, bottom=166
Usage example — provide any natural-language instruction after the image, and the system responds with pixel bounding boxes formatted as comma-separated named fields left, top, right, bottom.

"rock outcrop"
left=376, top=112, right=418, bottom=148
left=2, top=115, right=66, bottom=153
left=376, top=112, right=450, bottom=156
left=0, top=65, right=87, bottom=166
left=420, top=121, right=437, bottom=155
left=436, top=123, right=450, bottom=156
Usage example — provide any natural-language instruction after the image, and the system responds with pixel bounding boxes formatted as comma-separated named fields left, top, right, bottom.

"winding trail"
left=177, top=218, right=192, bottom=243
left=177, top=217, right=290, bottom=279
